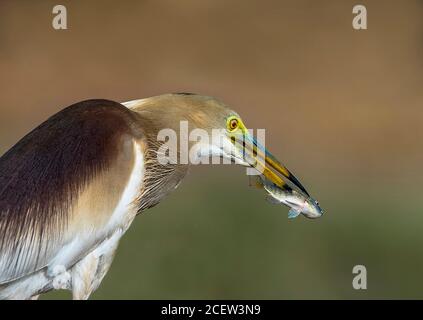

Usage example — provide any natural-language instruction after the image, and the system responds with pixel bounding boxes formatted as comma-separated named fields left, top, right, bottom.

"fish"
left=249, top=175, right=323, bottom=219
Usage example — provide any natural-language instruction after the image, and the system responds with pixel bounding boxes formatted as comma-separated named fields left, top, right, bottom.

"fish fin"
left=266, top=194, right=281, bottom=204
left=288, top=208, right=301, bottom=219
left=249, top=175, right=263, bottom=189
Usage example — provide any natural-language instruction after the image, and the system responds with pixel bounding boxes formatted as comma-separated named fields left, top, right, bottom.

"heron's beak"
left=237, top=133, right=310, bottom=197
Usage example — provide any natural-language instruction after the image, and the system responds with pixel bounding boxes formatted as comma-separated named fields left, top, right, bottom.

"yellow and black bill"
left=234, top=133, right=310, bottom=197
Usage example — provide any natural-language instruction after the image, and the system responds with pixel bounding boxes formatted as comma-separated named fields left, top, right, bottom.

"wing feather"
left=0, top=99, right=143, bottom=284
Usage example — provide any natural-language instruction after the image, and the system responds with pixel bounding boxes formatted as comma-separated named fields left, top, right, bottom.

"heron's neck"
left=136, top=135, right=188, bottom=213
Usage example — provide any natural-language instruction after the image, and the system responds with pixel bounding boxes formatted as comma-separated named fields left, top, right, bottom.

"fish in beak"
left=249, top=175, right=323, bottom=219
left=235, top=132, right=323, bottom=219
left=238, top=133, right=310, bottom=196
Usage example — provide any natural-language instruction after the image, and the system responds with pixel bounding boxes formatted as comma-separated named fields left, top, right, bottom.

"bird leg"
left=71, top=253, right=99, bottom=300
left=71, top=231, right=121, bottom=300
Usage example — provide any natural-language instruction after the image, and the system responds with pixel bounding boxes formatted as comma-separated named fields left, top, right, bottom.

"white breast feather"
left=49, top=141, right=144, bottom=269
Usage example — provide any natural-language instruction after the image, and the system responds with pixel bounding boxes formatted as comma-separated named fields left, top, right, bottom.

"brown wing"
left=0, top=99, right=143, bottom=284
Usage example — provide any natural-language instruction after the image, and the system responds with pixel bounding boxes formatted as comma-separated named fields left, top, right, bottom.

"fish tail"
left=248, top=175, right=263, bottom=189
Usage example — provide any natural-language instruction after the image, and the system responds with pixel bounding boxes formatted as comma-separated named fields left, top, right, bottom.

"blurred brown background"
left=1, top=0, right=423, bottom=299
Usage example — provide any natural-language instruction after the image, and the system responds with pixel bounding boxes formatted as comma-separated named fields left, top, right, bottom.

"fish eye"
left=227, top=117, right=239, bottom=131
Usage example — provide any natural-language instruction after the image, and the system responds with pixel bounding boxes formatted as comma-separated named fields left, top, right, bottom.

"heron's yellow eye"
left=228, top=118, right=239, bottom=131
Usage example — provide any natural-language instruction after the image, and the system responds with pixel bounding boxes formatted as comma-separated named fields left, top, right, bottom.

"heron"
left=0, top=93, right=314, bottom=299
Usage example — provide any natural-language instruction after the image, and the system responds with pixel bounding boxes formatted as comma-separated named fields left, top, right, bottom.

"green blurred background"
left=1, top=0, right=423, bottom=299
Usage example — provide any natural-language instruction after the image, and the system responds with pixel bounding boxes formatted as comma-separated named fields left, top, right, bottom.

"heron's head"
left=124, top=93, right=310, bottom=195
